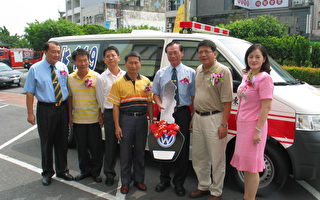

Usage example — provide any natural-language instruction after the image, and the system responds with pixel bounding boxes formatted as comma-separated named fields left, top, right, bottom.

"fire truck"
left=0, top=48, right=43, bottom=69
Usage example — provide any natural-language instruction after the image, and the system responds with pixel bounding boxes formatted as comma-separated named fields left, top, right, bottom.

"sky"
left=0, top=0, right=66, bottom=36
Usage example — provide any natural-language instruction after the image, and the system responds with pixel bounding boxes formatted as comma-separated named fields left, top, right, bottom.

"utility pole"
left=184, top=0, right=190, bottom=21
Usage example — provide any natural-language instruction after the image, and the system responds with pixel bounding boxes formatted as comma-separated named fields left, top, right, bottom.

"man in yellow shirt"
left=68, top=48, right=103, bottom=183
left=108, top=51, right=153, bottom=194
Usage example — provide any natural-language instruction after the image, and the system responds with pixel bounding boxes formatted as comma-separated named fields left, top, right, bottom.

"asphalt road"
left=0, top=82, right=319, bottom=200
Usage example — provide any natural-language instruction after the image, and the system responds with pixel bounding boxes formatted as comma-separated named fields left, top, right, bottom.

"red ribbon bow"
left=150, top=120, right=180, bottom=138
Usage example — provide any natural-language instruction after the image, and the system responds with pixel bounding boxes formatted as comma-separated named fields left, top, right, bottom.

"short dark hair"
left=196, top=40, right=217, bottom=52
left=244, top=43, right=271, bottom=74
left=71, top=48, right=90, bottom=61
left=44, top=41, right=60, bottom=51
left=165, top=41, right=184, bottom=53
left=124, top=51, right=141, bottom=62
left=103, top=46, right=119, bottom=57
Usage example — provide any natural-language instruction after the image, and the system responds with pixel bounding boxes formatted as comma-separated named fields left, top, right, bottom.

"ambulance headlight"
left=296, top=114, right=320, bottom=131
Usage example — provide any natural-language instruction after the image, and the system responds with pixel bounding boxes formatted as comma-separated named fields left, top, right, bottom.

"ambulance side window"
left=104, top=40, right=164, bottom=81
left=173, top=40, right=242, bottom=83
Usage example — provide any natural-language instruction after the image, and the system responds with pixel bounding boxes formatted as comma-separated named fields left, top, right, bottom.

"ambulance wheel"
left=231, top=142, right=289, bottom=195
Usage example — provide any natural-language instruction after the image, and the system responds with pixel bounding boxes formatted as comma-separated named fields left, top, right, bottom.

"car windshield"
left=0, top=62, right=13, bottom=71
left=217, top=38, right=299, bottom=85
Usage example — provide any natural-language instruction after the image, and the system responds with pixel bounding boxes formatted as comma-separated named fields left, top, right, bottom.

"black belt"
left=121, top=111, right=146, bottom=117
left=195, top=110, right=221, bottom=116
left=38, top=100, right=67, bottom=107
left=174, top=106, right=189, bottom=112
left=104, top=108, right=113, bottom=112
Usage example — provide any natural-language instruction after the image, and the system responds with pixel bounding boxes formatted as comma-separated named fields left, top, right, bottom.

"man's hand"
left=115, top=126, right=123, bottom=141
left=218, top=126, right=228, bottom=139
left=157, top=103, right=165, bottom=110
left=27, top=113, right=36, bottom=125
left=98, top=112, right=104, bottom=127
left=253, top=132, right=262, bottom=144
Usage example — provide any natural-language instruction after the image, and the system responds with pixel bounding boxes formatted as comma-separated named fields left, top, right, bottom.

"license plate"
left=13, top=79, right=19, bottom=83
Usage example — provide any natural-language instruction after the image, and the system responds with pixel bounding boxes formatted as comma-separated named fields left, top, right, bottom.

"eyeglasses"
left=198, top=50, right=213, bottom=55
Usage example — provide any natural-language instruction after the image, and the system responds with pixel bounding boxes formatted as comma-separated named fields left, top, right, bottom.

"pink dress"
left=230, top=72, right=274, bottom=173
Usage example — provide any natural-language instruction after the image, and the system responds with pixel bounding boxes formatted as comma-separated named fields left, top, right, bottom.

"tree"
left=220, top=15, right=287, bottom=39
left=25, top=19, right=84, bottom=50
left=293, top=36, right=310, bottom=66
left=311, top=43, right=320, bottom=67
left=0, top=26, right=30, bottom=48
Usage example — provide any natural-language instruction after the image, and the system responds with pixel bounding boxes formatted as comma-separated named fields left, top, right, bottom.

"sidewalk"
left=0, top=91, right=36, bottom=107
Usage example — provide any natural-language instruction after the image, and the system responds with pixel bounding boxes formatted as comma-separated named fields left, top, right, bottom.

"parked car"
left=0, top=62, right=22, bottom=87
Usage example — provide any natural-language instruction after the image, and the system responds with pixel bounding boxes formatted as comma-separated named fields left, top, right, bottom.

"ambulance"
left=50, top=21, right=320, bottom=194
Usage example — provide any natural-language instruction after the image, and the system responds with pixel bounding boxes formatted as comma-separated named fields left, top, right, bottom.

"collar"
left=199, top=60, right=218, bottom=73
left=45, top=59, right=56, bottom=69
left=169, top=63, right=183, bottom=72
left=71, top=69, right=94, bottom=79
left=106, top=68, right=123, bottom=76
left=124, top=73, right=141, bottom=81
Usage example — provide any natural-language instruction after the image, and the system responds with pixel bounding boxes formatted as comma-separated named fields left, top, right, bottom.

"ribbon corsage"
left=60, top=70, right=68, bottom=76
left=210, top=73, right=224, bottom=86
left=179, top=77, right=190, bottom=85
left=85, top=78, right=93, bottom=87
left=145, top=83, right=152, bottom=92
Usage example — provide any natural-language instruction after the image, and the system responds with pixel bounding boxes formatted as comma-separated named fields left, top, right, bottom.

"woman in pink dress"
left=230, top=44, right=274, bottom=200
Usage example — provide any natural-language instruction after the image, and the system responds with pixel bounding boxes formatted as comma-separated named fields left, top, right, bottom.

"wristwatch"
left=220, top=123, right=228, bottom=128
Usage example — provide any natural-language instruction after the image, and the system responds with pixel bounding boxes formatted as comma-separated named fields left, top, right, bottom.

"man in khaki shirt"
left=189, top=40, right=233, bottom=200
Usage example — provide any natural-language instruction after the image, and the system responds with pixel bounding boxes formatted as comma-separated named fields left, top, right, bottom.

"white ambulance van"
left=50, top=21, right=320, bottom=194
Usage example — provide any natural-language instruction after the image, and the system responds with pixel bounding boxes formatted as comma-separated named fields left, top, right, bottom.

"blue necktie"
left=172, top=67, right=179, bottom=106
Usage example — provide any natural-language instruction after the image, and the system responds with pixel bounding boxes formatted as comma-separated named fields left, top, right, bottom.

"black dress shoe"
left=75, top=173, right=90, bottom=181
left=42, top=176, right=51, bottom=186
left=105, top=177, right=114, bottom=186
left=92, top=176, right=102, bottom=183
left=56, top=172, right=74, bottom=181
left=175, top=185, right=186, bottom=196
left=155, top=182, right=170, bottom=192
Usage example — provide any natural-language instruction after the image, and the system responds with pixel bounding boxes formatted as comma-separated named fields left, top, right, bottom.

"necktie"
left=50, top=65, right=63, bottom=105
left=171, top=67, right=179, bottom=106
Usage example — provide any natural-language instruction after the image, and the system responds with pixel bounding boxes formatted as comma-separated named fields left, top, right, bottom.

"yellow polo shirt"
left=108, top=73, right=153, bottom=112
left=68, top=69, right=100, bottom=124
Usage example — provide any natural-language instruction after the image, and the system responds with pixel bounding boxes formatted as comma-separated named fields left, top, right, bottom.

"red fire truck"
left=0, top=48, right=43, bottom=69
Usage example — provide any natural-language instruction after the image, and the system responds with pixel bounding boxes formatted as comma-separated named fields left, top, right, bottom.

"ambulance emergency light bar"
left=180, top=21, right=230, bottom=36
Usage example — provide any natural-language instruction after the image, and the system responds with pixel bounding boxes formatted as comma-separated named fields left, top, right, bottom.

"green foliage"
left=0, top=26, right=31, bottom=48
left=311, top=43, right=320, bottom=67
left=283, top=66, right=320, bottom=84
left=220, top=15, right=287, bottom=38
left=245, top=35, right=295, bottom=64
left=25, top=19, right=84, bottom=50
left=293, top=36, right=310, bottom=66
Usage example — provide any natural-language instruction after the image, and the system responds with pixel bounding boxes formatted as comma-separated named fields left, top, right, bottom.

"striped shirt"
left=108, top=73, right=153, bottom=112
left=68, top=69, right=101, bottom=124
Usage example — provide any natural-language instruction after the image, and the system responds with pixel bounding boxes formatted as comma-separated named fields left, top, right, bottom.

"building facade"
left=165, top=0, right=320, bottom=39
left=66, top=0, right=166, bottom=31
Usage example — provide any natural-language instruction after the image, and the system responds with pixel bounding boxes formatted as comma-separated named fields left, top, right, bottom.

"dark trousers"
left=103, top=109, right=119, bottom=179
left=119, top=114, right=148, bottom=186
left=159, top=107, right=191, bottom=186
left=36, top=102, right=69, bottom=177
left=73, top=123, right=103, bottom=177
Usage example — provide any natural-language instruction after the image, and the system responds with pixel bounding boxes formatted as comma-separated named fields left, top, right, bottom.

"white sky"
left=0, top=0, right=66, bottom=36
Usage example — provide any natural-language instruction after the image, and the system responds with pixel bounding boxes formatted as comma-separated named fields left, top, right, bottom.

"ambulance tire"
left=231, top=142, right=289, bottom=195
left=68, top=125, right=76, bottom=149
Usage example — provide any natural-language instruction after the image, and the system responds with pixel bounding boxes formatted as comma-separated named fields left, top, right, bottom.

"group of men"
left=24, top=39, right=233, bottom=200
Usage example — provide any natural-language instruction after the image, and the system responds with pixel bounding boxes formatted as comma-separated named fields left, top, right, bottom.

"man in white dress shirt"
left=96, top=46, right=126, bottom=186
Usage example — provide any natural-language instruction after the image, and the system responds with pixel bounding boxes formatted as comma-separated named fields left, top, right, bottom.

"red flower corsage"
left=150, top=120, right=180, bottom=138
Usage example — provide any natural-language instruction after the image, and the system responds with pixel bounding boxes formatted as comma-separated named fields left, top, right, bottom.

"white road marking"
left=0, top=125, right=37, bottom=150
left=0, top=153, right=118, bottom=199
left=0, top=104, right=9, bottom=109
left=297, top=180, right=320, bottom=200
left=0, top=125, right=126, bottom=199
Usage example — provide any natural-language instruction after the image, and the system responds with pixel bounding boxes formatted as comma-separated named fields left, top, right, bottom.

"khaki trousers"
left=191, top=112, right=227, bottom=196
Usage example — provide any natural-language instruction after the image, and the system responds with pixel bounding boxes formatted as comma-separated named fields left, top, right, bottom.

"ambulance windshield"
left=218, top=37, right=299, bottom=85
